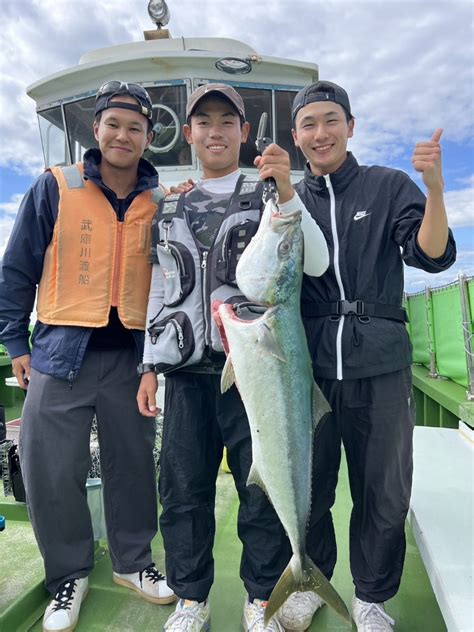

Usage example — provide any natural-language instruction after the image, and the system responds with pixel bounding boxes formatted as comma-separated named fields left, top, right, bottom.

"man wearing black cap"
left=0, top=81, right=176, bottom=632
left=258, top=80, right=456, bottom=631
left=137, top=82, right=329, bottom=632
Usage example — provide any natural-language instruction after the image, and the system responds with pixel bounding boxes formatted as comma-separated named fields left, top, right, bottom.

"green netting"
left=468, top=279, right=474, bottom=335
left=431, top=284, right=468, bottom=387
left=407, top=294, right=431, bottom=366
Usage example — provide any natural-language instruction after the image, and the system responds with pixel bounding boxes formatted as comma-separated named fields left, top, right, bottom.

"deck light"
left=148, top=0, right=170, bottom=28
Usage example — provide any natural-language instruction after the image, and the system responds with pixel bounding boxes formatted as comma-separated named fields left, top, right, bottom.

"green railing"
left=405, top=274, right=474, bottom=428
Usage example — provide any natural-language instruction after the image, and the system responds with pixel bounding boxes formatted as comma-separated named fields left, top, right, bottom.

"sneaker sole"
left=43, top=586, right=89, bottom=632
left=112, top=575, right=177, bottom=605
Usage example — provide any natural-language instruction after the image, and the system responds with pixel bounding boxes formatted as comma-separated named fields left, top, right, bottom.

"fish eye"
left=278, top=240, right=291, bottom=257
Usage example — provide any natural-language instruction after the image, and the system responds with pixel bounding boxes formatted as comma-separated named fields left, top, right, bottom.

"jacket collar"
left=82, top=148, right=159, bottom=193
left=302, top=152, right=359, bottom=195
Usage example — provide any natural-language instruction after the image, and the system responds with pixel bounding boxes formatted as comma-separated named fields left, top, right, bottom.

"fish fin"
left=257, top=323, right=286, bottom=363
left=312, top=380, right=332, bottom=429
left=264, top=554, right=351, bottom=626
left=246, top=463, right=269, bottom=496
left=220, top=355, right=235, bottom=393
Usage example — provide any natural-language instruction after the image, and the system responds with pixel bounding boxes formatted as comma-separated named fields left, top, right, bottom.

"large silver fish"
left=213, top=199, right=350, bottom=626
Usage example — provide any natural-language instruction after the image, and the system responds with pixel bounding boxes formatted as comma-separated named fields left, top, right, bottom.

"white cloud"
left=0, top=195, right=22, bottom=257
left=444, top=185, right=474, bottom=227
left=0, top=194, right=23, bottom=217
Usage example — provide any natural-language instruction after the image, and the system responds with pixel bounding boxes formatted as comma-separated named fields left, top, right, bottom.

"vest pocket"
left=156, top=241, right=195, bottom=306
left=148, top=311, right=195, bottom=373
left=215, top=220, right=259, bottom=286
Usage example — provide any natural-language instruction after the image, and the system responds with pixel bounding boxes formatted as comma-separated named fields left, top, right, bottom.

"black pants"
left=159, top=372, right=291, bottom=602
left=307, top=368, right=415, bottom=603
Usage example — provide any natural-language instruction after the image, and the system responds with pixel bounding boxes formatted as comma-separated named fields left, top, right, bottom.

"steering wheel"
left=148, top=103, right=181, bottom=153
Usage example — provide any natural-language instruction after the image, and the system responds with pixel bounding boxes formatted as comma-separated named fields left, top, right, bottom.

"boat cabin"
left=27, top=35, right=318, bottom=186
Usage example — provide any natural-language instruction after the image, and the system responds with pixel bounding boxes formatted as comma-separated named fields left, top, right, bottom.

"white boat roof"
left=27, top=37, right=319, bottom=109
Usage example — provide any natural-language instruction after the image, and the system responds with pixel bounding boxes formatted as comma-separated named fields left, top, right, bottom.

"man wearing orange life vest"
left=0, top=82, right=175, bottom=632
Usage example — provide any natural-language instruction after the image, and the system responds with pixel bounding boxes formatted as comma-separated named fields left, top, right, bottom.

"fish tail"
left=264, top=554, right=351, bottom=626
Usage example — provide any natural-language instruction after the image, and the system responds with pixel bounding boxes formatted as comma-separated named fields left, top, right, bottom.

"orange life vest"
left=36, top=164, right=160, bottom=330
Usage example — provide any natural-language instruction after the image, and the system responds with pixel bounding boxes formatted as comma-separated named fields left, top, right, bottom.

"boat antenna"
left=145, top=0, right=171, bottom=39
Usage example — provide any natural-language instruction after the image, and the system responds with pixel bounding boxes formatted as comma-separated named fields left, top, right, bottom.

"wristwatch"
left=137, top=363, right=156, bottom=376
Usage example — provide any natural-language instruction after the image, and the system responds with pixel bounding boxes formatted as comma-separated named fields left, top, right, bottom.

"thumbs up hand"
left=412, top=128, right=444, bottom=191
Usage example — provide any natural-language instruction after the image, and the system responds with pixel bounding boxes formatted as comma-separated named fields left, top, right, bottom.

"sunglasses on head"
left=97, top=81, right=149, bottom=99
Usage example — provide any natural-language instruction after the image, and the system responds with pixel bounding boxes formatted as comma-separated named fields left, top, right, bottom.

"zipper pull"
left=176, top=325, right=184, bottom=349
left=201, top=250, right=209, bottom=269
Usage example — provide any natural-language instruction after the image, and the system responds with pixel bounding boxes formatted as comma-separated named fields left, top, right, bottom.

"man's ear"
left=146, top=130, right=154, bottom=149
left=240, top=121, right=250, bottom=144
left=183, top=124, right=193, bottom=145
left=93, top=121, right=100, bottom=142
left=348, top=118, right=355, bottom=139
left=291, top=128, right=299, bottom=148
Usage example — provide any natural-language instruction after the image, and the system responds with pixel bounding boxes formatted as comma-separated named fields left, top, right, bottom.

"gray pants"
left=20, top=348, right=158, bottom=594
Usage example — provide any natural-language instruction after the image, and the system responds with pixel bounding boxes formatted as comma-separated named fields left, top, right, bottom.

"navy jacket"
left=296, top=153, right=456, bottom=380
left=0, top=149, right=159, bottom=381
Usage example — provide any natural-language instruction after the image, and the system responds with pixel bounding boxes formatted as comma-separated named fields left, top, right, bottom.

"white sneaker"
left=42, top=577, right=89, bottom=632
left=277, top=591, right=324, bottom=631
left=163, top=599, right=211, bottom=631
left=113, top=563, right=176, bottom=605
left=242, top=596, right=284, bottom=632
left=352, top=597, right=395, bottom=631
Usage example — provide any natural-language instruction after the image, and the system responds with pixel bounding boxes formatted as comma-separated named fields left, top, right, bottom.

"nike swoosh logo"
left=353, top=211, right=371, bottom=221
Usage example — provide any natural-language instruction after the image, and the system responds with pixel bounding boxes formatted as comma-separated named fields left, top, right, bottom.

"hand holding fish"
left=412, top=128, right=444, bottom=192
left=254, top=143, right=295, bottom=204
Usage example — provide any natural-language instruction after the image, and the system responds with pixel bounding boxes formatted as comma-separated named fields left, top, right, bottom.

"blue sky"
left=0, top=0, right=472, bottom=293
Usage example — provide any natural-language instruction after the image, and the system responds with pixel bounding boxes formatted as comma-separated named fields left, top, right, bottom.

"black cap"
left=94, top=81, right=153, bottom=122
left=292, top=81, right=353, bottom=123
left=186, top=83, right=245, bottom=119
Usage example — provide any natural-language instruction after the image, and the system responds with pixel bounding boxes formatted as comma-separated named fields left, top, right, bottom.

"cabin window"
left=38, top=107, right=68, bottom=167
left=275, top=91, right=305, bottom=171
left=234, top=87, right=273, bottom=169
left=144, top=85, right=189, bottom=167
left=64, top=97, right=95, bottom=163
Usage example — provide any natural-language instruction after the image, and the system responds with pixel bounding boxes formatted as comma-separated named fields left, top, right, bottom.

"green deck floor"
left=0, top=455, right=446, bottom=632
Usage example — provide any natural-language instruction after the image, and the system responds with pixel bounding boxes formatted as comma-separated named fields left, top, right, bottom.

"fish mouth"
left=215, top=300, right=275, bottom=324
left=212, top=300, right=276, bottom=357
